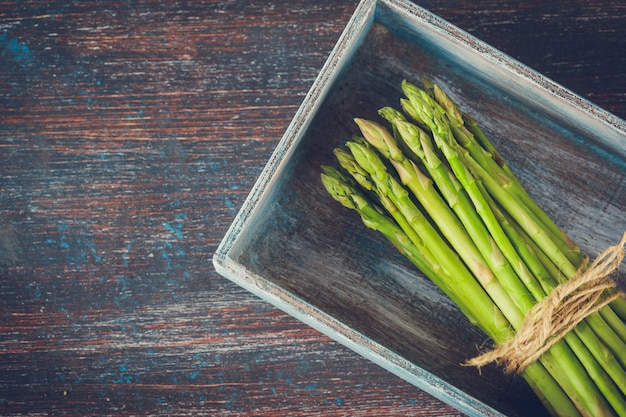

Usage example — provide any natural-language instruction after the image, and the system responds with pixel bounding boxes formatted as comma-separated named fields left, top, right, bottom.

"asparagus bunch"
left=321, top=79, right=626, bottom=417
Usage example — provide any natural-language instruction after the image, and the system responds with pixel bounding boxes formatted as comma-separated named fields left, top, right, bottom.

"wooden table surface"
left=1, top=1, right=624, bottom=416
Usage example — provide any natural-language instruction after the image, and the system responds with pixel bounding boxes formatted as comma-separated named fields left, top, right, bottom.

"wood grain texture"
left=0, top=1, right=624, bottom=416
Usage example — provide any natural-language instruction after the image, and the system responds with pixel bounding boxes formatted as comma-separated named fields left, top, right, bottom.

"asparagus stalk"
left=486, top=188, right=626, bottom=404
left=353, top=118, right=525, bottom=321
left=405, top=81, right=626, bottom=332
left=350, top=120, right=612, bottom=416
left=467, top=125, right=612, bottom=339
left=390, top=116, right=542, bottom=312
left=322, top=146, right=581, bottom=417
left=331, top=148, right=441, bottom=285
left=387, top=120, right=620, bottom=414
left=401, top=82, right=626, bottom=411
left=321, top=79, right=626, bottom=416
left=425, top=81, right=626, bottom=346
left=611, top=297, right=626, bottom=322
left=400, top=80, right=576, bottom=279
left=462, top=111, right=583, bottom=260
left=320, top=162, right=506, bottom=339
left=483, top=183, right=626, bottom=370
left=321, top=166, right=437, bottom=280
left=465, top=153, right=626, bottom=341
left=390, top=111, right=626, bottom=401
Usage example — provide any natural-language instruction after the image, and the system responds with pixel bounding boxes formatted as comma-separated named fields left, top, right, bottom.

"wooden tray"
left=214, top=0, right=626, bottom=415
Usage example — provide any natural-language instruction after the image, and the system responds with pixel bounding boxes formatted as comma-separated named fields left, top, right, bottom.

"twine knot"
left=466, top=231, right=626, bottom=374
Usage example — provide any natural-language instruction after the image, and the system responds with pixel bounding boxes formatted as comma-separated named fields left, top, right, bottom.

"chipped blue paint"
left=161, top=250, right=172, bottom=270
left=0, top=33, right=32, bottom=63
left=112, top=275, right=133, bottom=306
left=112, top=362, right=134, bottom=384
left=222, top=196, right=236, bottom=214
left=57, top=228, right=69, bottom=249
left=51, top=222, right=102, bottom=267
left=206, top=154, right=227, bottom=172
left=184, top=355, right=209, bottom=381
left=163, top=222, right=184, bottom=239
left=122, top=241, right=132, bottom=267
left=93, top=246, right=102, bottom=263
left=26, top=283, right=42, bottom=299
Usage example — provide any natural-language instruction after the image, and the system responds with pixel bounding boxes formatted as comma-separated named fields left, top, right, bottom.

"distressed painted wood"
left=0, top=1, right=624, bottom=416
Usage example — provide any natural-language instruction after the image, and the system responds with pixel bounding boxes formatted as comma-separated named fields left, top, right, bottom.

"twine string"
left=466, top=231, right=626, bottom=374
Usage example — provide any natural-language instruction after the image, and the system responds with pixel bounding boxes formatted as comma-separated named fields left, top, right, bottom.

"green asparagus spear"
left=350, top=120, right=611, bottom=415
left=321, top=163, right=503, bottom=338
left=321, top=79, right=626, bottom=416
left=322, top=150, right=581, bottom=417
left=400, top=81, right=626, bottom=413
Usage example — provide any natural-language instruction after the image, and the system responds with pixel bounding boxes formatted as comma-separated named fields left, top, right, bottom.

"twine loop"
left=466, top=231, right=626, bottom=374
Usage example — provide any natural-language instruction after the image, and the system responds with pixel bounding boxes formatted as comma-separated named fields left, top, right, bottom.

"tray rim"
left=213, top=0, right=626, bottom=416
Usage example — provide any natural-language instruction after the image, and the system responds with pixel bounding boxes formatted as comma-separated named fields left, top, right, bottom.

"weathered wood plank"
left=1, top=1, right=624, bottom=416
